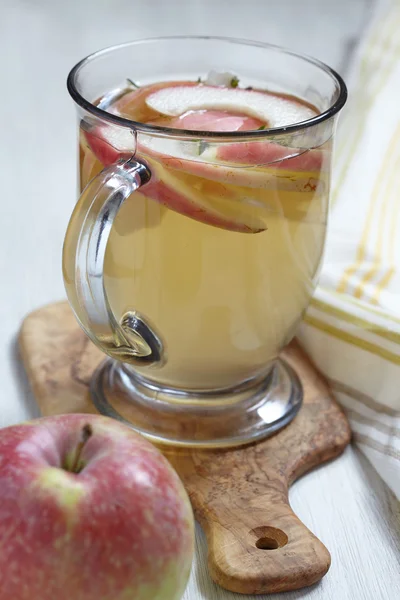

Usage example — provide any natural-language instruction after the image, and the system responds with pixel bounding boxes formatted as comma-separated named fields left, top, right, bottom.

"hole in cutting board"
left=251, top=526, right=288, bottom=550
left=256, top=536, right=280, bottom=550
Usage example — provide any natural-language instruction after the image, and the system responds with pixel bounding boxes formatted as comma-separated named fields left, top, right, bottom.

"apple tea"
left=65, top=75, right=330, bottom=391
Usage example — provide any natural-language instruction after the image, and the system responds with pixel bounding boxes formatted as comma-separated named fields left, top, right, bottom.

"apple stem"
left=69, top=424, right=93, bottom=474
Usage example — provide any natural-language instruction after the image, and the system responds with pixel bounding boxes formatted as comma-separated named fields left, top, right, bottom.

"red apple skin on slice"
left=84, top=124, right=323, bottom=189
left=82, top=100, right=264, bottom=167
left=141, top=173, right=263, bottom=233
left=82, top=126, right=263, bottom=232
left=140, top=145, right=325, bottom=194
left=81, top=82, right=321, bottom=232
left=167, top=110, right=263, bottom=132
left=217, top=141, right=323, bottom=170
left=83, top=129, right=133, bottom=166
left=82, top=125, right=265, bottom=233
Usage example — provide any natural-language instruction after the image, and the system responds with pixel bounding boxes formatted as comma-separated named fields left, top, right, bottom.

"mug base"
left=90, top=358, right=302, bottom=448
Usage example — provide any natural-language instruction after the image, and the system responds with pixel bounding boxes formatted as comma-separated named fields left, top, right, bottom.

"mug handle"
left=63, top=157, right=164, bottom=366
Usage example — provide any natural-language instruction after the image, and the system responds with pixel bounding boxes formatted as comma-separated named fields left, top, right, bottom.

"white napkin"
left=299, top=0, right=400, bottom=498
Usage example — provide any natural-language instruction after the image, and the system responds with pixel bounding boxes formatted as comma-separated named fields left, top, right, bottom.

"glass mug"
left=63, top=37, right=346, bottom=447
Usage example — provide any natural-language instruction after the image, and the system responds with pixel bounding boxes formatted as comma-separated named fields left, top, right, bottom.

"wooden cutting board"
left=19, top=301, right=351, bottom=595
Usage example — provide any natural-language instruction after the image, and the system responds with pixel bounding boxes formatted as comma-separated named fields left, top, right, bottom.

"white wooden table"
left=1, top=1, right=399, bottom=599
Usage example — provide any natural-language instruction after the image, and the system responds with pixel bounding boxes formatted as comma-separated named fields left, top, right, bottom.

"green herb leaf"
left=230, top=76, right=239, bottom=88
left=126, top=78, right=140, bottom=89
left=257, top=125, right=267, bottom=130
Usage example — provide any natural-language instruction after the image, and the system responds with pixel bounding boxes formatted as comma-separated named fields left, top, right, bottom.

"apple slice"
left=216, top=141, right=323, bottom=170
left=83, top=121, right=323, bottom=189
left=142, top=178, right=263, bottom=233
left=81, top=122, right=324, bottom=231
left=80, top=80, right=321, bottom=233
left=81, top=125, right=264, bottom=232
left=137, top=141, right=325, bottom=193
left=142, top=158, right=265, bottom=233
left=154, top=156, right=322, bottom=193
left=115, top=80, right=199, bottom=121
left=168, top=110, right=263, bottom=132
left=83, top=125, right=135, bottom=165
left=145, top=85, right=316, bottom=128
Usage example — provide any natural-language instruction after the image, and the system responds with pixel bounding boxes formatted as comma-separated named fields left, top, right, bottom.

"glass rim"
left=67, top=35, right=348, bottom=139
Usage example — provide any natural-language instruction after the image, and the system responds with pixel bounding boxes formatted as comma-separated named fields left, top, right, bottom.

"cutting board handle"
left=198, top=490, right=331, bottom=595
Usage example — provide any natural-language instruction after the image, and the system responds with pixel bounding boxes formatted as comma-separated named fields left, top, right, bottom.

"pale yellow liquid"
left=65, top=133, right=329, bottom=390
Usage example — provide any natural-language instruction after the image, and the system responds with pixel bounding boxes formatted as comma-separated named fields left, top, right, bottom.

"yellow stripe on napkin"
left=336, top=121, right=400, bottom=297
left=297, top=1, right=400, bottom=497
left=332, top=4, right=400, bottom=209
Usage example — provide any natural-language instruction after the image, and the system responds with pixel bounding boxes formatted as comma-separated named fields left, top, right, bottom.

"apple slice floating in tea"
left=168, top=109, right=263, bottom=132
left=82, top=80, right=321, bottom=232
left=145, top=85, right=315, bottom=127
left=142, top=171, right=265, bottom=233
left=81, top=123, right=264, bottom=232
left=83, top=126, right=134, bottom=166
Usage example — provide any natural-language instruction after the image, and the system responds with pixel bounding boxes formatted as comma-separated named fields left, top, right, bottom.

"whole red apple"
left=0, top=414, right=194, bottom=600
